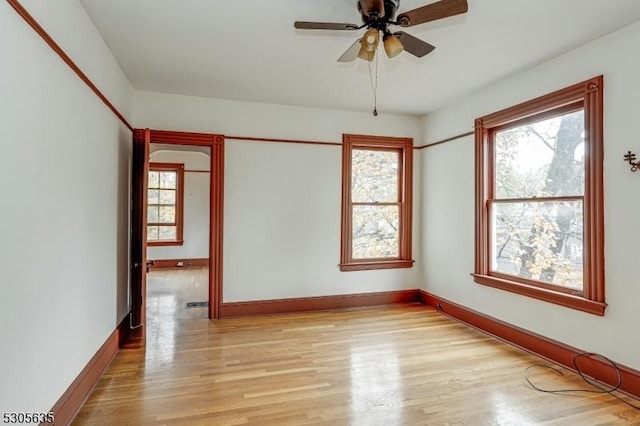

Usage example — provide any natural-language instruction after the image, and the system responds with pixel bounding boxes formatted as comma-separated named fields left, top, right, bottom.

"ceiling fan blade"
left=359, top=0, right=385, bottom=17
left=394, top=32, right=435, bottom=57
left=294, top=21, right=359, bottom=30
left=396, top=0, right=468, bottom=27
left=337, top=39, right=362, bottom=63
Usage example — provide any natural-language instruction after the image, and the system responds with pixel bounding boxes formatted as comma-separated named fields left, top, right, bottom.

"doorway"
left=146, top=144, right=211, bottom=321
left=129, top=129, right=224, bottom=345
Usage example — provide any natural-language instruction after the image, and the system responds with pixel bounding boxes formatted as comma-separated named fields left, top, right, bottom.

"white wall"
left=147, top=150, right=210, bottom=260
left=134, top=92, right=423, bottom=302
left=420, top=21, right=640, bottom=370
left=0, top=0, right=132, bottom=413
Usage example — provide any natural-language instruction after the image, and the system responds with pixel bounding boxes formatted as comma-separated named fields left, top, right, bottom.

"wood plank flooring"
left=147, top=267, right=209, bottom=321
left=74, top=304, right=640, bottom=425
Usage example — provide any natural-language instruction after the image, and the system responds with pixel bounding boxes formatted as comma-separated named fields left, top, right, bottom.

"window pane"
left=147, top=206, right=159, bottom=223
left=352, top=205, right=399, bottom=259
left=495, top=109, right=584, bottom=199
left=148, top=189, right=159, bottom=205
left=159, top=189, right=176, bottom=205
left=160, top=171, right=177, bottom=189
left=147, top=226, right=159, bottom=240
left=159, top=206, right=175, bottom=223
left=352, top=149, right=399, bottom=202
left=158, top=226, right=177, bottom=240
left=491, top=200, right=583, bottom=291
left=148, top=171, right=159, bottom=189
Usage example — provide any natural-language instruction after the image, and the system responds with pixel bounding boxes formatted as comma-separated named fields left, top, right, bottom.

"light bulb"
left=361, top=28, right=379, bottom=53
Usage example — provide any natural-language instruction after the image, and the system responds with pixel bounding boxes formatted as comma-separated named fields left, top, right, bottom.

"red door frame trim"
left=142, top=129, right=225, bottom=319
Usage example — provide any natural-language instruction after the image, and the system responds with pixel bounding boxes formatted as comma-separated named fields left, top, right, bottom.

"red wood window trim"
left=340, top=134, right=414, bottom=271
left=147, top=162, right=185, bottom=246
left=474, top=76, right=605, bottom=315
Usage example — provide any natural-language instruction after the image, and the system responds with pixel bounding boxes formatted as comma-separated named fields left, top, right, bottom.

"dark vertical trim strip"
left=474, top=119, right=489, bottom=275
left=6, top=0, right=133, bottom=131
left=211, top=135, right=225, bottom=319
left=584, top=76, right=605, bottom=302
left=130, top=130, right=150, bottom=329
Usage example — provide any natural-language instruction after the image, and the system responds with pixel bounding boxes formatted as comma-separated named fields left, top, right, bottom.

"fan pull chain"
left=367, top=45, right=379, bottom=116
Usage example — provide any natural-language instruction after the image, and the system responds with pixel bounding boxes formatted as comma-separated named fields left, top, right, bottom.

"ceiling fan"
left=294, top=0, right=468, bottom=62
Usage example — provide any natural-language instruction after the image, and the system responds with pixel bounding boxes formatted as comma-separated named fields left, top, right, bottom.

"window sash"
left=147, top=225, right=178, bottom=241
left=351, top=148, right=402, bottom=203
left=487, top=198, right=585, bottom=295
left=489, top=103, right=586, bottom=201
left=351, top=203, right=401, bottom=260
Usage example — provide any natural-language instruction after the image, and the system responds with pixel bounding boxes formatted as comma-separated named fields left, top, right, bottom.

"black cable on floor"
left=524, top=352, right=640, bottom=411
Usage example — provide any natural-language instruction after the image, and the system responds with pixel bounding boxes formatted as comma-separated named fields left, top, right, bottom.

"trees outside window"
left=474, top=76, right=605, bottom=315
left=340, top=134, right=413, bottom=271
left=147, top=162, right=184, bottom=246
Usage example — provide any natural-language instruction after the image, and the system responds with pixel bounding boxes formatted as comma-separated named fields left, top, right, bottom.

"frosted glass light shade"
left=361, top=28, right=380, bottom=52
left=383, top=34, right=404, bottom=58
left=357, top=46, right=375, bottom=62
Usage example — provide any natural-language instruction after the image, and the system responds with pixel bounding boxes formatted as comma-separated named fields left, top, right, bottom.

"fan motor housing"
left=383, top=0, right=400, bottom=19
left=359, top=0, right=400, bottom=22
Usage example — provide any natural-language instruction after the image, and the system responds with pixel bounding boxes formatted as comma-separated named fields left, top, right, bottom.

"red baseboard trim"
left=219, top=289, right=419, bottom=318
left=418, top=290, right=640, bottom=399
left=148, top=258, right=209, bottom=269
left=46, top=316, right=128, bottom=425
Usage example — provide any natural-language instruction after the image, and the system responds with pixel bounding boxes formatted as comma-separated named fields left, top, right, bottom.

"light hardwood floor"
left=74, top=304, right=639, bottom=425
left=147, top=267, right=209, bottom=321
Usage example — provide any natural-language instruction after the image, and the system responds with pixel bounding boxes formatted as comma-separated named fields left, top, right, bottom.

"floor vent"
left=186, top=301, right=209, bottom=308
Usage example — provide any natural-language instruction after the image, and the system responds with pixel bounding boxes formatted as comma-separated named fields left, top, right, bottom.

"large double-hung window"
left=474, top=76, right=605, bottom=315
left=340, top=134, right=414, bottom=271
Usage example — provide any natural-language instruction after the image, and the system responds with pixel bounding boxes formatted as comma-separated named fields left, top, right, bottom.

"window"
left=340, top=134, right=413, bottom=271
left=147, top=162, right=184, bottom=246
left=474, top=76, right=605, bottom=315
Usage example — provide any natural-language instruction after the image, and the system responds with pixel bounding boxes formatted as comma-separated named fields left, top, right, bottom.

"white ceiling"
left=80, top=0, right=640, bottom=116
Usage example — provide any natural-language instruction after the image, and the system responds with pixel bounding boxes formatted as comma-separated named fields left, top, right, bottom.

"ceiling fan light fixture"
left=357, top=46, right=376, bottom=62
left=361, top=28, right=380, bottom=52
left=383, top=34, right=404, bottom=58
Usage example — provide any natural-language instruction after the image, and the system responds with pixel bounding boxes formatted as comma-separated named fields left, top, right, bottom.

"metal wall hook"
left=624, top=151, right=640, bottom=172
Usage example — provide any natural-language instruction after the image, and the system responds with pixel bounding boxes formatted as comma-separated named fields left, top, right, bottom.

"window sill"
left=472, top=273, right=606, bottom=316
left=340, top=259, right=414, bottom=272
left=148, top=240, right=184, bottom=247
